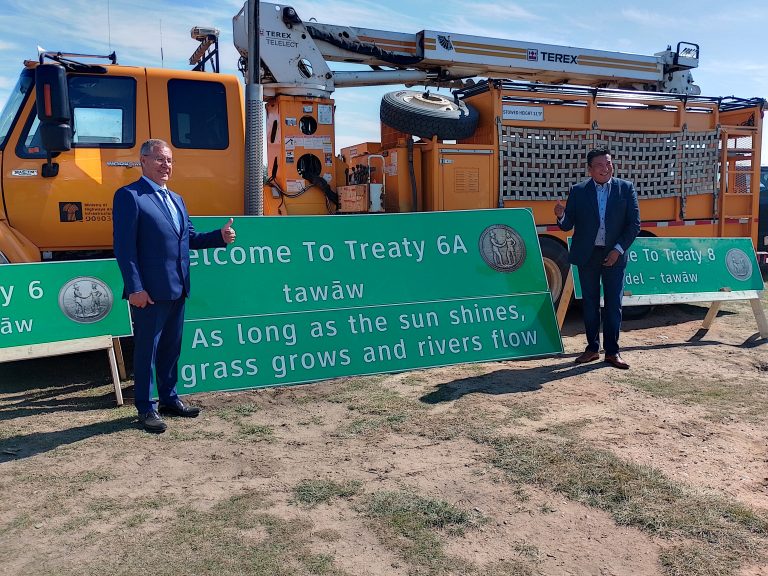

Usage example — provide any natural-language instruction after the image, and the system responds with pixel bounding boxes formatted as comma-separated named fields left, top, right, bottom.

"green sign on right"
left=572, top=237, right=763, bottom=300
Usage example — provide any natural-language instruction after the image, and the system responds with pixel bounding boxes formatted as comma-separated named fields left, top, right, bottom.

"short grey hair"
left=140, top=139, right=170, bottom=156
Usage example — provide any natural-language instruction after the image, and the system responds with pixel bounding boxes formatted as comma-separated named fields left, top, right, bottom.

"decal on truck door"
left=59, top=202, right=83, bottom=222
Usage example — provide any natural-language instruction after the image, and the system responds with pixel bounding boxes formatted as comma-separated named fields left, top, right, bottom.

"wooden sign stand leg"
left=700, top=287, right=768, bottom=338
left=749, top=298, right=768, bottom=338
left=107, top=344, right=124, bottom=406
left=112, top=337, right=127, bottom=380
left=701, top=301, right=722, bottom=331
left=556, top=269, right=574, bottom=330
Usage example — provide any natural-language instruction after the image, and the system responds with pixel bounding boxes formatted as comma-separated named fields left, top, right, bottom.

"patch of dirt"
left=1, top=296, right=767, bottom=575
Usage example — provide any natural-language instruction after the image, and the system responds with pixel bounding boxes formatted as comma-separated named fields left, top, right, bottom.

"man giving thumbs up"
left=113, top=139, right=237, bottom=433
left=555, top=148, right=640, bottom=370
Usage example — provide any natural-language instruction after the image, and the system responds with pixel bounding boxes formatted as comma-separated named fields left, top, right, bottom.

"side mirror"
left=35, top=64, right=72, bottom=153
left=39, top=121, right=71, bottom=155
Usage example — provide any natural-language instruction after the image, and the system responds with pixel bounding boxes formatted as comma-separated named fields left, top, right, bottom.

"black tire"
left=539, top=236, right=570, bottom=307
left=380, top=90, right=479, bottom=140
left=623, top=304, right=654, bottom=320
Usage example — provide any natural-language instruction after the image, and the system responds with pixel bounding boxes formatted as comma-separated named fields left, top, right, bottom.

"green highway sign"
left=180, top=210, right=563, bottom=393
left=0, top=259, right=132, bottom=349
left=572, top=237, right=763, bottom=299
left=186, top=210, right=551, bottom=318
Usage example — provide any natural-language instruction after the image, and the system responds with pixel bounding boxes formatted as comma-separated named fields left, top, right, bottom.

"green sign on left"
left=0, top=260, right=132, bottom=349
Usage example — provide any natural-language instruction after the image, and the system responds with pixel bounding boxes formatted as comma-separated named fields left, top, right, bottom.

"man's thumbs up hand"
left=221, top=218, right=236, bottom=244
left=554, top=200, right=565, bottom=219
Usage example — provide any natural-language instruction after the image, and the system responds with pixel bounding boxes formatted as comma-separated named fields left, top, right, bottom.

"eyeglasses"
left=143, top=155, right=174, bottom=166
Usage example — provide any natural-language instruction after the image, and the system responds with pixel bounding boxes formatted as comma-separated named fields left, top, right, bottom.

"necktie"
left=159, top=188, right=181, bottom=233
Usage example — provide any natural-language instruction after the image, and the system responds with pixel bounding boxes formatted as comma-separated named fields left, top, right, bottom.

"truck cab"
left=758, top=166, right=768, bottom=269
left=0, top=60, right=245, bottom=264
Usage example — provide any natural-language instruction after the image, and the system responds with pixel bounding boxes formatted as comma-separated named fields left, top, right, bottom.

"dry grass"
left=2, top=296, right=767, bottom=576
left=486, top=433, right=768, bottom=576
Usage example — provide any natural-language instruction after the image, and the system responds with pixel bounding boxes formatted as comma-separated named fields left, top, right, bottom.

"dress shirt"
left=593, top=179, right=624, bottom=255
left=557, top=178, right=624, bottom=255
left=595, top=180, right=609, bottom=247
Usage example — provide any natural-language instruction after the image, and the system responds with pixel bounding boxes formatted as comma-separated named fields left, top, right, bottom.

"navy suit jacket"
left=113, top=178, right=225, bottom=300
left=558, top=177, right=640, bottom=266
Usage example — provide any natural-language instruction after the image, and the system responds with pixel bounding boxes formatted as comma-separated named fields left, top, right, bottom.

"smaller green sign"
left=0, top=259, right=132, bottom=349
left=571, top=237, right=763, bottom=299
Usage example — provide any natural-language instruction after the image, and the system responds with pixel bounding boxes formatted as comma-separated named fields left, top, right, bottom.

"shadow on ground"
left=0, top=346, right=138, bottom=460
left=0, top=416, right=135, bottom=462
left=420, top=358, right=603, bottom=404
left=0, top=349, right=119, bottom=420
left=421, top=324, right=765, bottom=406
left=559, top=301, right=737, bottom=338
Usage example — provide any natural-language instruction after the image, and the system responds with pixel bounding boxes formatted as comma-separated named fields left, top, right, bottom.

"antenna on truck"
left=107, top=0, right=112, bottom=53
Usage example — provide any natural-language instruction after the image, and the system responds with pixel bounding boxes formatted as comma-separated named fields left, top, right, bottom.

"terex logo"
left=527, top=49, right=538, bottom=61
left=264, top=30, right=292, bottom=39
left=541, top=51, right=578, bottom=64
left=258, top=29, right=292, bottom=38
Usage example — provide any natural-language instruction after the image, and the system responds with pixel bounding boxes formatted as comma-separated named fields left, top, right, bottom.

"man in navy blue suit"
left=555, top=148, right=640, bottom=369
left=113, top=139, right=236, bottom=432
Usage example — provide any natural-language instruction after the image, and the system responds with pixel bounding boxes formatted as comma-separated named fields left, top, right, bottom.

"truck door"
left=145, top=70, right=244, bottom=217
left=2, top=69, right=149, bottom=253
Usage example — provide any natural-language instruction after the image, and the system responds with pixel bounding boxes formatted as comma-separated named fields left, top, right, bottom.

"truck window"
left=0, top=69, right=33, bottom=150
left=168, top=79, right=228, bottom=150
left=16, top=74, right=136, bottom=158
left=72, top=107, right=125, bottom=144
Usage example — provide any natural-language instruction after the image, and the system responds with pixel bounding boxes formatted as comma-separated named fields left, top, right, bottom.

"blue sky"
left=1, top=0, right=767, bottom=157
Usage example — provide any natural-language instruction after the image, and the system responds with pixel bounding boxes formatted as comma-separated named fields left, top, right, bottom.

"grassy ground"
left=1, top=295, right=767, bottom=575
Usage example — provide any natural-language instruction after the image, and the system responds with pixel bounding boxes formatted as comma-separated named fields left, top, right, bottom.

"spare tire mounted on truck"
left=380, top=90, right=479, bottom=141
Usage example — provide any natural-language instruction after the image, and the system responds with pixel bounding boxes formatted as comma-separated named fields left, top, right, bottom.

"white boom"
left=233, top=2, right=701, bottom=97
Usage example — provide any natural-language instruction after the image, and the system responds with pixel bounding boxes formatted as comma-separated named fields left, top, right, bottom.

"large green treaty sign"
left=180, top=210, right=563, bottom=393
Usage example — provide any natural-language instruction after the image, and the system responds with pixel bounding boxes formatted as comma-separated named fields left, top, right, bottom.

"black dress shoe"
left=158, top=399, right=200, bottom=418
left=138, top=410, right=167, bottom=433
left=574, top=350, right=600, bottom=364
left=604, top=354, right=630, bottom=369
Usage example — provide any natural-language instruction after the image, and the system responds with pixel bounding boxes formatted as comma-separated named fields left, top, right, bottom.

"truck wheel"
left=380, top=90, right=479, bottom=140
left=539, top=236, right=570, bottom=306
left=623, top=303, right=654, bottom=320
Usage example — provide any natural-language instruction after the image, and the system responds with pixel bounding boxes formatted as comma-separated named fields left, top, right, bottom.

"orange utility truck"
left=0, top=2, right=763, bottom=304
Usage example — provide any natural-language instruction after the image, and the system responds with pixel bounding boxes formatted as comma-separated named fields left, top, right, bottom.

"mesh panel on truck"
left=722, top=135, right=756, bottom=194
left=500, top=126, right=719, bottom=200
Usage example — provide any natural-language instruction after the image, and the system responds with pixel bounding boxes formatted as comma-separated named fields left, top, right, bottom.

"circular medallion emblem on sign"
left=724, top=248, right=752, bottom=281
left=479, top=225, right=526, bottom=272
left=58, top=276, right=113, bottom=324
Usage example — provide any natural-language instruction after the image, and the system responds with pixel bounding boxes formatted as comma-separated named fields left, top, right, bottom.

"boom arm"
left=232, top=2, right=700, bottom=97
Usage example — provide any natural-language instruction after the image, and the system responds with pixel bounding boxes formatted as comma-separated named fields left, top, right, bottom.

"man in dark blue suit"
left=113, top=139, right=236, bottom=432
left=555, top=148, right=640, bottom=369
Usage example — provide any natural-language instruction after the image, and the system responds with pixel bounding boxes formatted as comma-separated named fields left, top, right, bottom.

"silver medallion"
left=724, top=248, right=752, bottom=281
left=479, top=225, right=526, bottom=272
left=58, top=276, right=114, bottom=324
